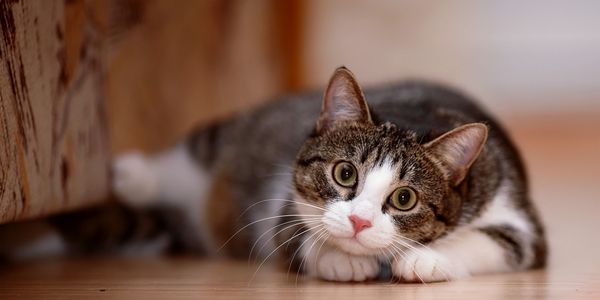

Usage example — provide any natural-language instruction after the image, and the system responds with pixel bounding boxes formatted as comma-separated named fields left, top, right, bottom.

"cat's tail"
left=0, top=124, right=224, bottom=265
left=0, top=202, right=202, bottom=265
left=0, top=219, right=67, bottom=264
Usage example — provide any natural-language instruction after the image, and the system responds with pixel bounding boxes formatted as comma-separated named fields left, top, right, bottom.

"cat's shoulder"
left=365, top=80, right=486, bottom=115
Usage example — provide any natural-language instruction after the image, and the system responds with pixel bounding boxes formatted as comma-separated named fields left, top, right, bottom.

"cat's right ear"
left=316, top=67, right=373, bottom=133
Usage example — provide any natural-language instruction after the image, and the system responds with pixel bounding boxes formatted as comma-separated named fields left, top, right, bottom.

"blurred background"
left=1, top=0, right=599, bottom=270
left=106, top=0, right=600, bottom=153
left=104, top=1, right=600, bottom=274
left=1, top=1, right=600, bottom=293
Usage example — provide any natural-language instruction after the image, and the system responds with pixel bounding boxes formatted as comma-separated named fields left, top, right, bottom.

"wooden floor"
left=0, top=118, right=599, bottom=299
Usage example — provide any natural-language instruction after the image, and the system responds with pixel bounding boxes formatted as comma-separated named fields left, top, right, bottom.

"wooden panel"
left=0, top=0, right=109, bottom=224
left=106, top=0, right=299, bottom=153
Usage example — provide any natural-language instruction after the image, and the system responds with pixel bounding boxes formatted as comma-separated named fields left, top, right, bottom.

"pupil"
left=398, top=190, right=410, bottom=205
left=341, top=166, right=353, bottom=180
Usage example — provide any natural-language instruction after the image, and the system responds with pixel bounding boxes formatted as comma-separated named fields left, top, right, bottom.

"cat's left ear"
left=424, top=123, right=488, bottom=186
left=316, top=67, right=373, bottom=133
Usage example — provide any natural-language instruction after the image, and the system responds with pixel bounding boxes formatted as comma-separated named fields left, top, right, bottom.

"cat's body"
left=0, top=68, right=546, bottom=282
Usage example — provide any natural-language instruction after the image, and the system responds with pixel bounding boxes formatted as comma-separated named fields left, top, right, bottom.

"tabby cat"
left=0, top=67, right=546, bottom=282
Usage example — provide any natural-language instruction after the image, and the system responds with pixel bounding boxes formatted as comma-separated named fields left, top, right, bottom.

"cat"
left=0, top=67, right=546, bottom=282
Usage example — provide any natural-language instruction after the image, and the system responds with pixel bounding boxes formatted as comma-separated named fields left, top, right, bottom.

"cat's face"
left=293, top=67, right=487, bottom=256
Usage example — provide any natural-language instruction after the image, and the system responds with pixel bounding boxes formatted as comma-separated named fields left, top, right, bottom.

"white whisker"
left=250, top=225, right=324, bottom=284
left=237, top=199, right=326, bottom=221
left=251, top=219, right=322, bottom=262
left=393, top=235, right=451, bottom=281
left=218, top=214, right=322, bottom=252
left=381, top=247, right=398, bottom=283
left=389, top=242, right=427, bottom=284
left=295, top=229, right=329, bottom=285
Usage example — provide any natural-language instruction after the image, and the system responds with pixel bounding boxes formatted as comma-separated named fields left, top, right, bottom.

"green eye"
left=389, top=187, right=418, bottom=211
left=333, top=162, right=357, bottom=187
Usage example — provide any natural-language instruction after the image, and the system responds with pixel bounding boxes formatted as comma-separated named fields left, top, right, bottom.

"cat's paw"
left=317, top=250, right=379, bottom=282
left=392, top=248, right=468, bottom=282
left=112, top=152, right=158, bottom=207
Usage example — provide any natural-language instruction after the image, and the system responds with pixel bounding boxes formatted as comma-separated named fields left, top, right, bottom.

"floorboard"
left=0, top=118, right=598, bottom=299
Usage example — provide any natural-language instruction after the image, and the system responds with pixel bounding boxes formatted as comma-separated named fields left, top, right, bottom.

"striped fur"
left=0, top=67, right=546, bottom=283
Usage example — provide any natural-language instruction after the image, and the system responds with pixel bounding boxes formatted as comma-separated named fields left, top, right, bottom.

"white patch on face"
left=321, top=162, right=397, bottom=255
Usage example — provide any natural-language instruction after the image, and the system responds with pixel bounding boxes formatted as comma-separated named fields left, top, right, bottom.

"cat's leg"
left=300, top=234, right=380, bottom=282
left=112, top=143, right=215, bottom=253
left=391, top=226, right=514, bottom=282
left=112, top=151, right=159, bottom=207
left=392, top=184, right=543, bottom=282
left=316, top=248, right=380, bottom=282
left=113, top=143, right=210, bottom=209
left=0, top=220, right=68, bottom=263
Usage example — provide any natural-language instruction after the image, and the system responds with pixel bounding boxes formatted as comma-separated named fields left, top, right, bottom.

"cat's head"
left=293, top=67, right=488, bottom=256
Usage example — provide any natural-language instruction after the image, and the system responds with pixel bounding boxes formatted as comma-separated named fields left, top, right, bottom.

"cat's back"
left=245, top=81, right=493, bottom=133
left=203, top=81, right=524, bottom=200
left=255, top=80, right=502, bottom=139
left=366, top=81, right=525, bottom=178
left=218, top=81, right=519, bottom=169
left=365, top=82, right=501, bottom=142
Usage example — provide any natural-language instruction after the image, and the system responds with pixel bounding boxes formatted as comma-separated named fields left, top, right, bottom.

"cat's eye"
left=388, top=187, right=418, bottom=211
left=332, top=162, right=357, bottom=187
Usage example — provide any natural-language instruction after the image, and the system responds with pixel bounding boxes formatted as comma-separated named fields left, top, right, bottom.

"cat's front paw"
left=317, top=250, right=379, bottom=282
left=392, top=248, right=468, bottom=282
left=113, top=152, right=158, bottom=207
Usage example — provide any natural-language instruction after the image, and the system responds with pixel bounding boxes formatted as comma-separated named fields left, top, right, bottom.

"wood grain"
left=106, top=0, right=297, bottom=153
left=0, top=0, right=109, bottom=224
left=0, top=256, right=596, bottom=300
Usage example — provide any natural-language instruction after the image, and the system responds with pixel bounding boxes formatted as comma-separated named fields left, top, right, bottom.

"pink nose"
left=349, top=215, right=372, bottom=234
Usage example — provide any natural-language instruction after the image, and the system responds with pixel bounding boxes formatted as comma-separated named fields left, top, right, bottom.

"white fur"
left=322, top=163, right=397, bottom=255
left=298, top=230, right=380, bottom=282
left=471, top=180, right=533, bottom=237
left=391, top=179, right=532, bottom=282
left=298, top=163, right=400, bottom=280
left=392, top=246, right=468, bottom=282
left=316, top=248, right=379, bottom=282
left=113, top=144, right=218, bottom=254
left=296, top=161, right=531, bottom=282
left=113, top=152, right=159, bottom=207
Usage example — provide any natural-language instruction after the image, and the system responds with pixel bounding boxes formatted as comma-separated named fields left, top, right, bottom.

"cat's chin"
left=330, top=236, right=383, bottom=256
